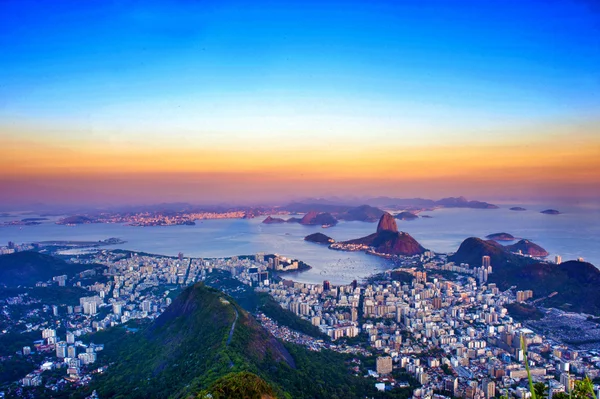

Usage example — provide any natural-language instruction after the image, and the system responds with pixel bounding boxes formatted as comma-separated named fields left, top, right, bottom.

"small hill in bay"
left=510, top=207, right=527, bottom=211
left=541, top=209, right=560, bottom=215
left=304, top=232, right=335, bottom=244
left=262, top=216, right=286, bottom=224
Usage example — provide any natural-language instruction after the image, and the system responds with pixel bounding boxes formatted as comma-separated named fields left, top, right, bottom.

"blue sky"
left=2, top=0, right=599, bottom=131
left=1, top=0, right=599, bottom=204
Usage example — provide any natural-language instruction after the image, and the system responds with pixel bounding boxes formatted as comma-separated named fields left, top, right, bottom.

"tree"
left=534, top=382, right=548, bottom=399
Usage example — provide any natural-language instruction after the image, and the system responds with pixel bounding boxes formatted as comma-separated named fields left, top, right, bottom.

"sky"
left=1, top=0, right=599, bottom=206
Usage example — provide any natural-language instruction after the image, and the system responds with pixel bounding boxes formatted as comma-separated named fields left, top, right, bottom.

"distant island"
left=485, top=232, right=516, bottom=241
left=509, top=207, right=527, bottom=211
left=262, top=216, right=287, bottom=224
left=394, top=211, right=419, bottom=221
left=299, top=211, right=337, bottom=226
left=57, top=215, right=97, bottom=225
left=304, top=232, right=335, bottom=244
left=336, top=204, right=384, bottom=222
left=541, top=209, right=560, bottom=215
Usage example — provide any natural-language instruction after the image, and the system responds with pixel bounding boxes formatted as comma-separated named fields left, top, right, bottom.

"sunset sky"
left=1, top=0, right=599, bottom=206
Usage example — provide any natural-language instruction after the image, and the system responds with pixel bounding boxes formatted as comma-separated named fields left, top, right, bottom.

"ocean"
left=1, top=204, right=599, bottom=285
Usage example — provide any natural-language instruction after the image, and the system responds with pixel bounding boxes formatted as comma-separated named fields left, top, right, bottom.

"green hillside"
left=87, top=283, right=383, bottom=399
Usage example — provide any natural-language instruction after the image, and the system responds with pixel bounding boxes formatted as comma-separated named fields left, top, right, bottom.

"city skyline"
left=1, top=0, right=599, bottom=206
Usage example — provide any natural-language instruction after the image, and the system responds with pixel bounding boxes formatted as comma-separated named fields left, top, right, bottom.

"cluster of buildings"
left=83, top=210, right=257, bottom=226
left=3, top=244, right=600, bottom=399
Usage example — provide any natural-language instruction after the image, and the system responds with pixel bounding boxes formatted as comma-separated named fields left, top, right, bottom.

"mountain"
left=337, top=205, right=385, bottom=222
left=299, top=211, right=338, bottom=226
left=486, top=232, right=516, bottom=241
left=90, top=283, right=379, bottom=398
left=0, top=252, right=92, bottom=287
left=491, top=260, right=600, bottom=315
left=92, top=283, right=294, bottom=398
left=435, top=196, right=498, bottom=209
left=541, top=209, right=560, bottom=215
left=395, top=211, right=419, bottom=221
left=342, top=213, right=426, bottom=256
left=449, top=237, right=532, bottom=269
left=377, top=212, right=398, bottom=233
left=262, top=216, right=286, bottom=224
left=505, top=239, right=549, bottom=257
left=449, top=238, right=600, bottom=314
left=304, top=232, right=335, bottom=244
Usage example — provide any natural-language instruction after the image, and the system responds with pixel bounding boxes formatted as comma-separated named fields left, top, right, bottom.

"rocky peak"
left=376, top=212, right=398, bottom=233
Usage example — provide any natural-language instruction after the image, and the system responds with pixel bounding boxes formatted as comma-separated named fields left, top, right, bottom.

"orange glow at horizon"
left=2, top=120, right=600, bottom=204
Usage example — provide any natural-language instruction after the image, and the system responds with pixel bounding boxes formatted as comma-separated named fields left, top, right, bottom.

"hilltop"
left=0, top=251, right=92, bottom=287
left=92, top=283, right=293, bottom=398
left=90, top=283, right=379, bottom=398
left=505, top=239, right=549, bottom=257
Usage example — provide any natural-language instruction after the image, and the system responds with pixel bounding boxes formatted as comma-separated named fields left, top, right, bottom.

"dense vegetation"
left=451, top=237, right=600, bottom=315
left=0, top=251, right=94, bottom=286
left=504, top=303, right=544, bottom=321
left=83, top=283, right=409, bottom=398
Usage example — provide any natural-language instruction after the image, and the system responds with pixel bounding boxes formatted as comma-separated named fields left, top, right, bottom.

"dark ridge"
left=505, top=239, right=549, bottom=257
left=304, top=232, right=335, bottom=244
left=541, top=209, right=560, bottom=215
left=395, top=211, right=419, bottom=221
left=485, top=232, right=516, bottom=241
left=262, top=216, right=286, bottom=224
left=299, top=211, right=338, bottom=226
left=0, top=251, right=92, bottom=287
left=337, top=204, right=385, bottom=222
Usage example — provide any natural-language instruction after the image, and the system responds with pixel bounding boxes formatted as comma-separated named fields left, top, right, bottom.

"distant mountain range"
left=285, top=196, right=498, bottom=213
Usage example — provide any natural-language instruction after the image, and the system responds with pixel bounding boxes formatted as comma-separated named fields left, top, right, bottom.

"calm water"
left=1, top=204, right=599, bottom=284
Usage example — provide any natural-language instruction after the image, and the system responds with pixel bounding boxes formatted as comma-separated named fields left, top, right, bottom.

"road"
left=226, top=307, right=239, bottom=346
